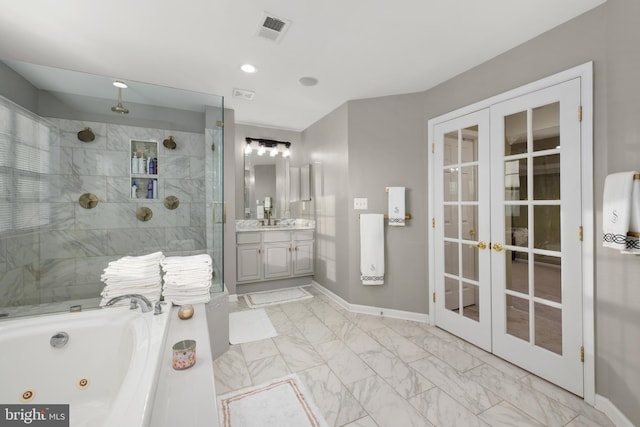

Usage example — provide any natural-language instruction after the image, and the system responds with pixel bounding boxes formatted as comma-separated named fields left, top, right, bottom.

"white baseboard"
left=595, top=394, right=634, bottom=427
left=311, top=281, right=429, bottom=324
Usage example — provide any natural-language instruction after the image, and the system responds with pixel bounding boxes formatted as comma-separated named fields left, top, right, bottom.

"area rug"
left=218, top=374, right=329, bottom=427
left=229, top=309, right=277, bottom=345
left=243, top=286, right=313, bottom=308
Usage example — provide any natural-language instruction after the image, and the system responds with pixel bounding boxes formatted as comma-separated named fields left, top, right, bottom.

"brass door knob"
left=492, top=242, right=504, bottom=252
left=476, top=241, right=487, bottom=250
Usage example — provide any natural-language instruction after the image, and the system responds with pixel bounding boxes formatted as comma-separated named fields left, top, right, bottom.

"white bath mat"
left=218, top=374, right=329, bottom=427
left=229, top=309, right=277, bottom=345
left=243, top=286, right=313, bottom=308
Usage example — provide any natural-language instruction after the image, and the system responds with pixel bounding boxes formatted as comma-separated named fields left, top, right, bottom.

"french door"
left=432, top=78, right=584, bottom=396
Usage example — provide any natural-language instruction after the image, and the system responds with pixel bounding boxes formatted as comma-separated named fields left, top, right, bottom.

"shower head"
left=111, top=87, right=130, bottom=114
left=111, top=103, right=129, bottom=114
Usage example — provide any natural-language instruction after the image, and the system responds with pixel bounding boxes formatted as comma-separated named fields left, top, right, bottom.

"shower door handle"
left=212, top=201, right=226, bottom=224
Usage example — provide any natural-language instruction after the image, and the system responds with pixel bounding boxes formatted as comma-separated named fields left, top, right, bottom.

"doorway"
left=428, top=64, right=594, bottom=400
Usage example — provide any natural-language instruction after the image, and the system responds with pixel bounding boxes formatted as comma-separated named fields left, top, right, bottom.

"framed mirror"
left=244, top=151, right=290, bottom=219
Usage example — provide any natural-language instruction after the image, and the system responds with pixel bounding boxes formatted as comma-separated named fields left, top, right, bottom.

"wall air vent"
left=256, top=13, right=291, bottom=43
left=233, top=88, right=255, bottom=101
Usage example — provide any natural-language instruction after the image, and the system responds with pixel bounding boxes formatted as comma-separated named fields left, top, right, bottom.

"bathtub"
left=0, top=305, right=170, bottom=427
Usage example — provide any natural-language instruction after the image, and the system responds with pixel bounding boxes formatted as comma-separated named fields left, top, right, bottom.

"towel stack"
left=161, top=254, right=213, bottom=305
left=99, top=251, right=164, bottom=306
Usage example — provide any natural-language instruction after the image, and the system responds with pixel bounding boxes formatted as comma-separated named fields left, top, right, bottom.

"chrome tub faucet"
left=105, top=294, right=154, bottom=313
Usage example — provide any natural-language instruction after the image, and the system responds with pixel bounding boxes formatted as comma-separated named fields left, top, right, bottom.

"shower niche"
left=130, top=139, right=159, bottom=199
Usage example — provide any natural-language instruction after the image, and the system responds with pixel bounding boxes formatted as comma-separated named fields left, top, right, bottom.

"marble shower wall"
left=0, top=96, right=208, bottom=308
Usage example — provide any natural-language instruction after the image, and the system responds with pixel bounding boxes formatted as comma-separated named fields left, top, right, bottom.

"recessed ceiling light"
left=241, top=64, right=257, bottom=73
left=298, top=77, right=318, bottom=87
left=113, top=81, right=128, bottom=89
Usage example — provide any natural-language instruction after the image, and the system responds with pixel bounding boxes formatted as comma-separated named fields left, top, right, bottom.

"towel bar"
left=384, top=213, right=412, bottom=220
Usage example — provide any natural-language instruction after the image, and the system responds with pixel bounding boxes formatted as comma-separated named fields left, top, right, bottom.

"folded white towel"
left=360, top=213, right=384, bottom=285
left=163, top=287, right=211, bottom=297
left=161, top=254, right=212, bottom=266
left=603, top=171, right=638, bottom=251
left=388, top=186, right=406, bottom=226
left=165, top=294, right=211, bottom=305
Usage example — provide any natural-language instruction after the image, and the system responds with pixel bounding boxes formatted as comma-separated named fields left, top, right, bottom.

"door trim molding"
left=427, top=62, right=594, bottom=404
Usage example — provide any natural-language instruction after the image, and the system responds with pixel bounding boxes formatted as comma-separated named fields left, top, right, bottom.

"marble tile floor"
left=213, top=286, right=613, bottom=427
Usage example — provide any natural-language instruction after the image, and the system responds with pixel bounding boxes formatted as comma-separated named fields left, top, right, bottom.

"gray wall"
left=0, top=62, right=38, bottom=112
left=346, top=93, right=429, bottom=313
left=303, top=0, right=640, bottom=422
left=303, top=104, right=350, bottom=300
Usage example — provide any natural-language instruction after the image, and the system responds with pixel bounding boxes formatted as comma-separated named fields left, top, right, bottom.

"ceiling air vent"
left=233, top=88, right=255, bottom=101
left=256, top=13, right=291, bottom=43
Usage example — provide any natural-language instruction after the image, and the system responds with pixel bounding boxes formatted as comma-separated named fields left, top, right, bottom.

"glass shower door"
left=206, top=105, right=224, bottom=292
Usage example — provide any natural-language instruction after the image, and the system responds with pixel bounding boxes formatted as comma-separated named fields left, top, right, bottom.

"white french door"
left=432, top=77, right=585, bottom=396
left=433, top=110, right=492, bottom=352
left=490, top=78, right=583, bottom=396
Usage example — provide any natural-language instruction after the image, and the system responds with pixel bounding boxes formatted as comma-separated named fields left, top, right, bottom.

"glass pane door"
left=490, top=78, right=583, bottom=396
left=434, top=109, right=491, bottom=352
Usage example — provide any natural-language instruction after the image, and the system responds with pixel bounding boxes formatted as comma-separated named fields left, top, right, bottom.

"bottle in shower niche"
left=132, top=152, right=139, bottom=174
left=152, top=179, right=158, bottom=199
left=139, top=154, right=146, bottom=175
left=148, top=157, right=155, bottom=175
left=147, top=180, right=154, bottom=199
left=131, top=180, right=138, bottom=199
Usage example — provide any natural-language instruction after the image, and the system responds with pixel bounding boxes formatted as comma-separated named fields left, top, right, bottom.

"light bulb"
left=257, top=146, right=266, bottom=156
left=283, top=148, right=291, bottom=158
left=244, top=144, right=252, bottom=155
left=270, top=147, right=278, bottom=157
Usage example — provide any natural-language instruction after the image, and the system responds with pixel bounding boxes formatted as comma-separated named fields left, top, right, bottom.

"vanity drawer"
left=262, top=231, right=291, bottom=243
left=293, top=230, right=314, bottom=241
left=237, top=232, right=261, bottom=244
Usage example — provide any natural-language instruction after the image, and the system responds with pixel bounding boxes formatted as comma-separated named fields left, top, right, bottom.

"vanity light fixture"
left=244, top=137, right=292, bottom=158
left=113, top=80, right=128, bottom=88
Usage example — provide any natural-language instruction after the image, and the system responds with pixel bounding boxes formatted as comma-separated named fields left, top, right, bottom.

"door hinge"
left=432, top=143, right=435, bottom=154
left=580, top=346, right=584, bottom=363
left=578, top=106, right=583, bottom=122
left=216, top=120, right=224, bottom=127
left=432, top=292, right=436, bottom=303
left=579, top=226, right=583, bottom=241
left=432, top=218, right=435, bottom=228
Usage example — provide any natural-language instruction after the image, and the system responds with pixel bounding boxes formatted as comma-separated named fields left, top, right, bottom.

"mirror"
left=244, top=151, right=289, bottom=219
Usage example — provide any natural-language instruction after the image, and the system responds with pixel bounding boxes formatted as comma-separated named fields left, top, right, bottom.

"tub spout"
left=105, top=294, right=153, bottom=313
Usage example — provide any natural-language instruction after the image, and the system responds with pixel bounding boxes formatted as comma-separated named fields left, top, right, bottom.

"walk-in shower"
left=0, top=60, right=224, bottom=318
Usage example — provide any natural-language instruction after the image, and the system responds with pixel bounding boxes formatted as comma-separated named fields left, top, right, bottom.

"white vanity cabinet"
left=236, top=233, right=262, bottom=282
left=292, top=231, right=314, bottom=275
left=236, top=229, right=314, bottom=283
left=263, top=231, right=292, bottom=279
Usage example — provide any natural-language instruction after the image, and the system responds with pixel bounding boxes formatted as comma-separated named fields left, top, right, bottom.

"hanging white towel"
left=360, top=213, right=384, bottom=285
left=387, top=186, right=406, bottom=226
left=602, top=171, right=639, bottom=251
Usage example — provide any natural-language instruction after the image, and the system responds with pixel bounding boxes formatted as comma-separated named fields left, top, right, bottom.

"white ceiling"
left=0, top=0, right=605, bottom=132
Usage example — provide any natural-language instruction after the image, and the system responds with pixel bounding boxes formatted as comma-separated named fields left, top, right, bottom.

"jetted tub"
left=0, top=306, right=170, bottom=427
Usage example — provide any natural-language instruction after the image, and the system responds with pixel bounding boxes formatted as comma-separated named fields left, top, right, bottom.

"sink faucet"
left=266, top=208, right=272, bottom=225
left=105, top=294, right=153, bottom=313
